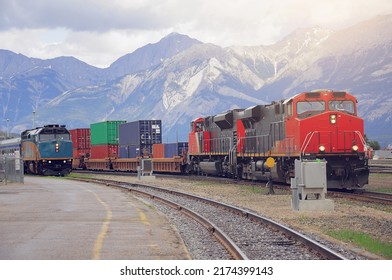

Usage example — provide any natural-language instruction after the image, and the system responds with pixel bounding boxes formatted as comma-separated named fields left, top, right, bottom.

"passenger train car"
left=0, top=124, right=73, bottom=176
left=188, top=90, right=369, bottom=189
left=0, top=137, right=21, bottom=156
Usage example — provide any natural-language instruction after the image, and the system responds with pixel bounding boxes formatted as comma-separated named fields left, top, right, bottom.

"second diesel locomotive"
left=188, top=90, right=369, bottom=189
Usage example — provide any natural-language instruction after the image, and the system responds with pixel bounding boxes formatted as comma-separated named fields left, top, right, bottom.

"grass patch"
left=327, top=230, right=392, bottom=259
left=372, top=188, right=392, bottom=194
left=67, top=172, right=93, bottom=179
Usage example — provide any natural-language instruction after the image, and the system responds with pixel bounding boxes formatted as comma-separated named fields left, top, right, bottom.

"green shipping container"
left=90, top=120, right=126, bottom=145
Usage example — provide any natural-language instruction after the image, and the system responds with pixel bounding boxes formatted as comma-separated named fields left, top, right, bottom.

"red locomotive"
left=188, top=90, right=369, bottom=189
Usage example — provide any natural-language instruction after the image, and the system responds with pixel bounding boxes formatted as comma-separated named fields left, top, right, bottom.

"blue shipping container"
left=164, top=143, right=177, bottom=158
left=119, top=146, right=140, bottom=158
left=119, top=145, right=153, bottom=158
left=163, top=142, right=189, bottom=158
left=119, top=120, right=162, bottom=146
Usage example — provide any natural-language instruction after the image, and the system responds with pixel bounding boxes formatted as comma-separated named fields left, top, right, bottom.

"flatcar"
left=188, top=89, right=369, bottom=189
left=21, top=124, right=73, bottom=176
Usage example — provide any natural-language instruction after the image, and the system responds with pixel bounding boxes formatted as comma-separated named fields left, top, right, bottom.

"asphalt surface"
left=0, top=176, right=190, bottom=260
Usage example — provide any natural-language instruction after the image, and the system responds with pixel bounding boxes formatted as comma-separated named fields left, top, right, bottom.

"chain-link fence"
left=0, top=156, right=24, bottom=184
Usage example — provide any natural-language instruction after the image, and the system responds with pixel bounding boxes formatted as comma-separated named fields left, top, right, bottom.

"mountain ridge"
left=1, top=15, right=391, bottom=146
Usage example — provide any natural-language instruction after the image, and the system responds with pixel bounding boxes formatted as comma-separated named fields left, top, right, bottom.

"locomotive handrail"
left=229, top=144, right=237, bottom=166
left=354, top=130, right=367, bottom=149
left=237, top=134, right=270, bottom=155
left=206, top=136, right=232, bottom=154
left=300, top=131, right=317, bottom=158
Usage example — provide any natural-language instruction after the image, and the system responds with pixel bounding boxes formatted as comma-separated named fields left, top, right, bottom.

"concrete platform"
left=0, top=176, right=190, bottom=260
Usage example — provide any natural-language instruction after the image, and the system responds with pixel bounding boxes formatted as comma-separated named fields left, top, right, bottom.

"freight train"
left=0, top=124, right=73, bottom=176
left=188, top=90, right=369, bottom=189
left=73, top=89, right=369, bottom=189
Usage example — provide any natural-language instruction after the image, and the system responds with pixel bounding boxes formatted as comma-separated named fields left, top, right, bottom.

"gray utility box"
left=137, top=158, right=155, bottom=180
left=291, top=159, right=334, bottom=211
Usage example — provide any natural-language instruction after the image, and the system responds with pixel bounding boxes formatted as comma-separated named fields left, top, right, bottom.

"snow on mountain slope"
left=3, top=15, right=392, bottom=145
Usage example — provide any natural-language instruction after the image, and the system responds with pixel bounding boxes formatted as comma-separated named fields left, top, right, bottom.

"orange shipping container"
left=70, top=129, right=90, bottom=149
left=153, top=143, right=165, bottom=158
left=70, top=128, right=91, bottom=159
left=90, top=145, right=119, bottom=159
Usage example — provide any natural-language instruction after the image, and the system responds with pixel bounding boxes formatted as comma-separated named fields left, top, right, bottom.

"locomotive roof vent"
left=214, top=111, right=233, bottom=129
left=44, top=124, right=60, bottom=128
left=241, top=105, right=262, bottom=121
left=305, top=92, right=321, bottom=98
left=332, top=91, right=346, bottom=98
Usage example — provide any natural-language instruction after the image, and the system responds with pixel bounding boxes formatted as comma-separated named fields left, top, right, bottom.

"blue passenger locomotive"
left=21, top=124, right=73, bottom=176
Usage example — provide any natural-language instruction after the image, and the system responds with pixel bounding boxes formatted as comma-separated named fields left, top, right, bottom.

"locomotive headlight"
left=55, top=143, right=59, bottom=152
left=319, top=145, right=326, bottom=152
left=352, top=145, right=359, bottom=152
left=330, top=114, right=337, bottom=124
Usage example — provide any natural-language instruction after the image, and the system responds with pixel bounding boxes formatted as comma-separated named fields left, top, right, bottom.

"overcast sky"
left=1, top=0, right=392, bottom=68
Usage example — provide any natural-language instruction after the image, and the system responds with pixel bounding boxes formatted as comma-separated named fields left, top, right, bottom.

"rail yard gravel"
left=140, top=198, right=232, bottom=260
left=132, top=184, right=325, bottom=260
left=74, top=172, right=392, bottom=260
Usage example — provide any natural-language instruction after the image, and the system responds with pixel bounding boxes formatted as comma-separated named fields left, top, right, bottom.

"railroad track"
left=369, top=159, right=392, bottom=174
left=369, top=165, right=392, bottom=174
left=71, top=176, right=345, bottom=260
left=330, top=190, right=392, bottom=205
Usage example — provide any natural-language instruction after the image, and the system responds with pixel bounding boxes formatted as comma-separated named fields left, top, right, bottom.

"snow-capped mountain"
left=1, top=15, right=391, bottom=146
left=105, top=32, right=202, bottom=79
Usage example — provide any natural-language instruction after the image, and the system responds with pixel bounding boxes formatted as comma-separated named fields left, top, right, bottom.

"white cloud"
left=0, top=0, right=391, bottom=67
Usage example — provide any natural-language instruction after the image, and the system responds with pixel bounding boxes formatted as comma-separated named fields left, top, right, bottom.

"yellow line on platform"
left=137, top=208, right=150, bottom=226
left=87, top=190, right=113, bottom=260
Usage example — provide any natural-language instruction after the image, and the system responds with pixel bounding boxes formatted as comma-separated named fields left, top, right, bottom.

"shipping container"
left=119, top=144, right=153, bottom=158
left=164, top=142, right=189, bottom=158
left=90, top=120, right=126, bottom=145
left=164, top=143, right=177, bottom=158
left=90, top=144, right=119, bottom=159
left=119, top=120, right=162, bottom=146
left=119, top=145, right=139, bottom=158
left=153, top=143, right=165, bottom=158
left=69, top=128, right=91, bottom=158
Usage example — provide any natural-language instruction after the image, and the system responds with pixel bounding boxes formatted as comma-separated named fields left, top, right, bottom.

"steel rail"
left=73, top=177, right=345, bottom=260
left=331, top=190, right=392, bottom=205
left=134, top=182, right=346, bottom=260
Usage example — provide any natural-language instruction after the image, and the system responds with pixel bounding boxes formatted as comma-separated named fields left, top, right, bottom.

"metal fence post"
left=0, top=155, right=24, bottom=184
left=0, top=156, right=5, bottom=185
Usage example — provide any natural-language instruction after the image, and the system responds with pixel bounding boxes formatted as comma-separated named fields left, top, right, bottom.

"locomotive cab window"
left=286, top=100, right=293, bottom=117
left=56, top=133, right=70, bottom=140
left=195, top=122, right=203, bottom=132
left=39, top=132, right=70, bottom=141
left=296, top=101, right=325, bottom=118
left=329, top=100, right=355, bottom=115
left=39, top=134, right=55, bottom=141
